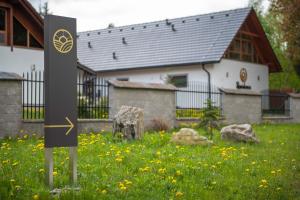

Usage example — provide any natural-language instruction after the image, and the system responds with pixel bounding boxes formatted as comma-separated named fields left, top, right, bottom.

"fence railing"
left=22, top=71, right=109, bottom=120
left=175, top=81, right=222, bottom=118
left=261, top=93, right=290, bottom=117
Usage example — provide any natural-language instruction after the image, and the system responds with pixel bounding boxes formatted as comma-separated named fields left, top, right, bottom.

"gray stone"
left=220, top=124, right=259, bottom=143
left=113, top=105, right=144, bottom=140
left=171, top=128, right=213, bottom=145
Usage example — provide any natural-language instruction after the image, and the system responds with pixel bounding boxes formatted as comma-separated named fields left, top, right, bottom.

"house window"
left=224, top=32, right=263, bottom=64
left=13, top=17, right=27, bottom=46
left=0, top=8, right=6, bottom=44
left=29, top=34, right=42, bottom=48
left=117, top=78, right=129, bottom=81
left=12, top=17, right=42, bottom=48
left=168, top=75, right=187, bottom=88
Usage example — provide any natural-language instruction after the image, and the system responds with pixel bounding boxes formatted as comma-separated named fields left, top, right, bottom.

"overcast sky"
left=29, top=0, right=264, bottom=32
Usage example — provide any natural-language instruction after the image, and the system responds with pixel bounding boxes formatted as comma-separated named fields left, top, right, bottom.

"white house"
left=0, top=0, right=44, bottom=74
left=77, top=7, right=281, bottom=94
left=0, top=2, right=282, bottom=109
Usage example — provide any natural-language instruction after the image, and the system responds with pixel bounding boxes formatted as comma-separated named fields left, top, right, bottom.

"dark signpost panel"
left=44, top=15, right=77, bottom=147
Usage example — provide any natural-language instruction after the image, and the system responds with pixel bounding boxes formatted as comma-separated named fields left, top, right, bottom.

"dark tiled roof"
left=77, top=7, right=252, bottom=72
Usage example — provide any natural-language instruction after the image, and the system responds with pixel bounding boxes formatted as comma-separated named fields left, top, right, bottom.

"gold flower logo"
left=53, top=29, right=73, bottom=53
left=240, top=68, right=247, bottom=83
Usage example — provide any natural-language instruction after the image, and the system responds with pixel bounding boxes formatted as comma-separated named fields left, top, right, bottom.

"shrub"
left=199, top=99, right=220, bottom=140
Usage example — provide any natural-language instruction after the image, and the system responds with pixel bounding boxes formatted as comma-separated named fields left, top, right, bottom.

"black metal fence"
left=262, top=93, right=290, bottom=116
left=175, top=81, right=222, bottom=118
left=22, top=71, right=109, bottom=120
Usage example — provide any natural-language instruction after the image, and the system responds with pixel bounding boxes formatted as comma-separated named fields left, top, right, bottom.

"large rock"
left=220, top=124, right=259, bottom=143
left=113, top=105, right=144, bottom=139
left=171, top=128, right=213, bottom=145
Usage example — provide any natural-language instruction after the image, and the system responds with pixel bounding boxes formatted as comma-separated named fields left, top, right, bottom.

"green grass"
left=0, top=124, right=300, bottom=200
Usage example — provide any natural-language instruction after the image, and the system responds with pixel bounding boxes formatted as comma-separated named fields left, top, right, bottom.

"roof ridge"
left=78, top=7, right=251, bottom=34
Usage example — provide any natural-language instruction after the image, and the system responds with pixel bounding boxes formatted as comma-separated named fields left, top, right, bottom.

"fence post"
left=219, top=88, right=262, bottom=124
left=0, top=72, right=24, bottom=138
left=289, top=93, right=300, bottom=123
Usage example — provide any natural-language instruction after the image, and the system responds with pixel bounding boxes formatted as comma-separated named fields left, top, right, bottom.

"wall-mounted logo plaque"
left=236, top=68, right=251, bottom=89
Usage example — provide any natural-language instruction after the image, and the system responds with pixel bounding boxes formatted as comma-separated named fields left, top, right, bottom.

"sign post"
left=44, top=15, right=78, bottom=189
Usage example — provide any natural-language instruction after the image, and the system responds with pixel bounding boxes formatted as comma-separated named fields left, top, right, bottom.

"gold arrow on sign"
left=44, top=117, right=74, bottom=135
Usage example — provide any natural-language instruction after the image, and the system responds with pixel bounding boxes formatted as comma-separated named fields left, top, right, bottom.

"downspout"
left=202, top=64, right=211, bottom=100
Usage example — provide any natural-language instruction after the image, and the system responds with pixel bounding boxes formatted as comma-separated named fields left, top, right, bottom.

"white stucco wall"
left=100, top=64, right=210, bottom=85
left=212, top=59, right=269, bottom=92
left=0, top=46, right=44, bottom=76
left=99, top=58, right=269, bottom=92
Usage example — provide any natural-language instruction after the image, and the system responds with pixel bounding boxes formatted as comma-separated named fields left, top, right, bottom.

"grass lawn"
left=0, top=124, right=300, bottom=200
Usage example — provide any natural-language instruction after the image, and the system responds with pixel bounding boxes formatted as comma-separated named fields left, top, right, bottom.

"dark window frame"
left=13, top=16, right=28, bottom=47
left=0, top=7, right=7, bottom=45
left=224, top=32, right=263, bottom=64
left=116, top=77, right=129, bottom=81
left=168, top=74, right=188, bottom=88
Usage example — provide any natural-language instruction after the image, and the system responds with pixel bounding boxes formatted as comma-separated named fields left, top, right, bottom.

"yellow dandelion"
left=39, top=169, right=45, bottom=173
left=172, top=179, right=177, bottom=184
left=125, top=149, right=131, bottom=154
left=15, top=185, right=21, bottom=190
left=101, top=189, right=107, bottom=194
left=175, top=191, right=183, bottom=197
left=32, top=194, right=39, bottom=200
left=53, top=171, right=58, bottom=176
left=261, top=179, right=267, bottom=184
left=176, top=170, right=182, bottom=176
left=124, top=179, right=132, bottom=185
left=158, top=168, right=166, bottom=174
left=271, top=170, right=276, bottom=175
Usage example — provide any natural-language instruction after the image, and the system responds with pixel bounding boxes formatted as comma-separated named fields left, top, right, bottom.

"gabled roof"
left=77, top=7, right=280, bottom=72
left=15, top=0, right=44, bottom=28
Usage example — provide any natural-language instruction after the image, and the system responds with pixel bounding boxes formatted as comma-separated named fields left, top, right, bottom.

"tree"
left=248, top=0, right=300, bottom=91
left=270, top=0, right=300, bottom=77
left=39, top=2, right=51, bottom=18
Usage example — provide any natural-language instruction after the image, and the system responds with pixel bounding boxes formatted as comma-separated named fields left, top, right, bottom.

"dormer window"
left=0, top=8, right=7, bottom=44
left=13, top=17, right=42, bottom=48
left=13, top=17, right=27, bottom=46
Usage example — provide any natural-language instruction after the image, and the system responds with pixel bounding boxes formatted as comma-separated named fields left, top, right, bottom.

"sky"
left=29, top=0, right=264, bottom=32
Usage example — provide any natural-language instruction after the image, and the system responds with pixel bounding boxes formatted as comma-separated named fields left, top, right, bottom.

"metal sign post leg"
left=69, top=147, right=77, bottom=185
left=45, top=148, right=53, bottom=189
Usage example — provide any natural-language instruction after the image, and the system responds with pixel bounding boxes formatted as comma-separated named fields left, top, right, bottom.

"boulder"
left=113, top=105, right=144, bottom=140
left=220, top=124, right=259, bottom=143
left=171, top=128, right=213, bottom=145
